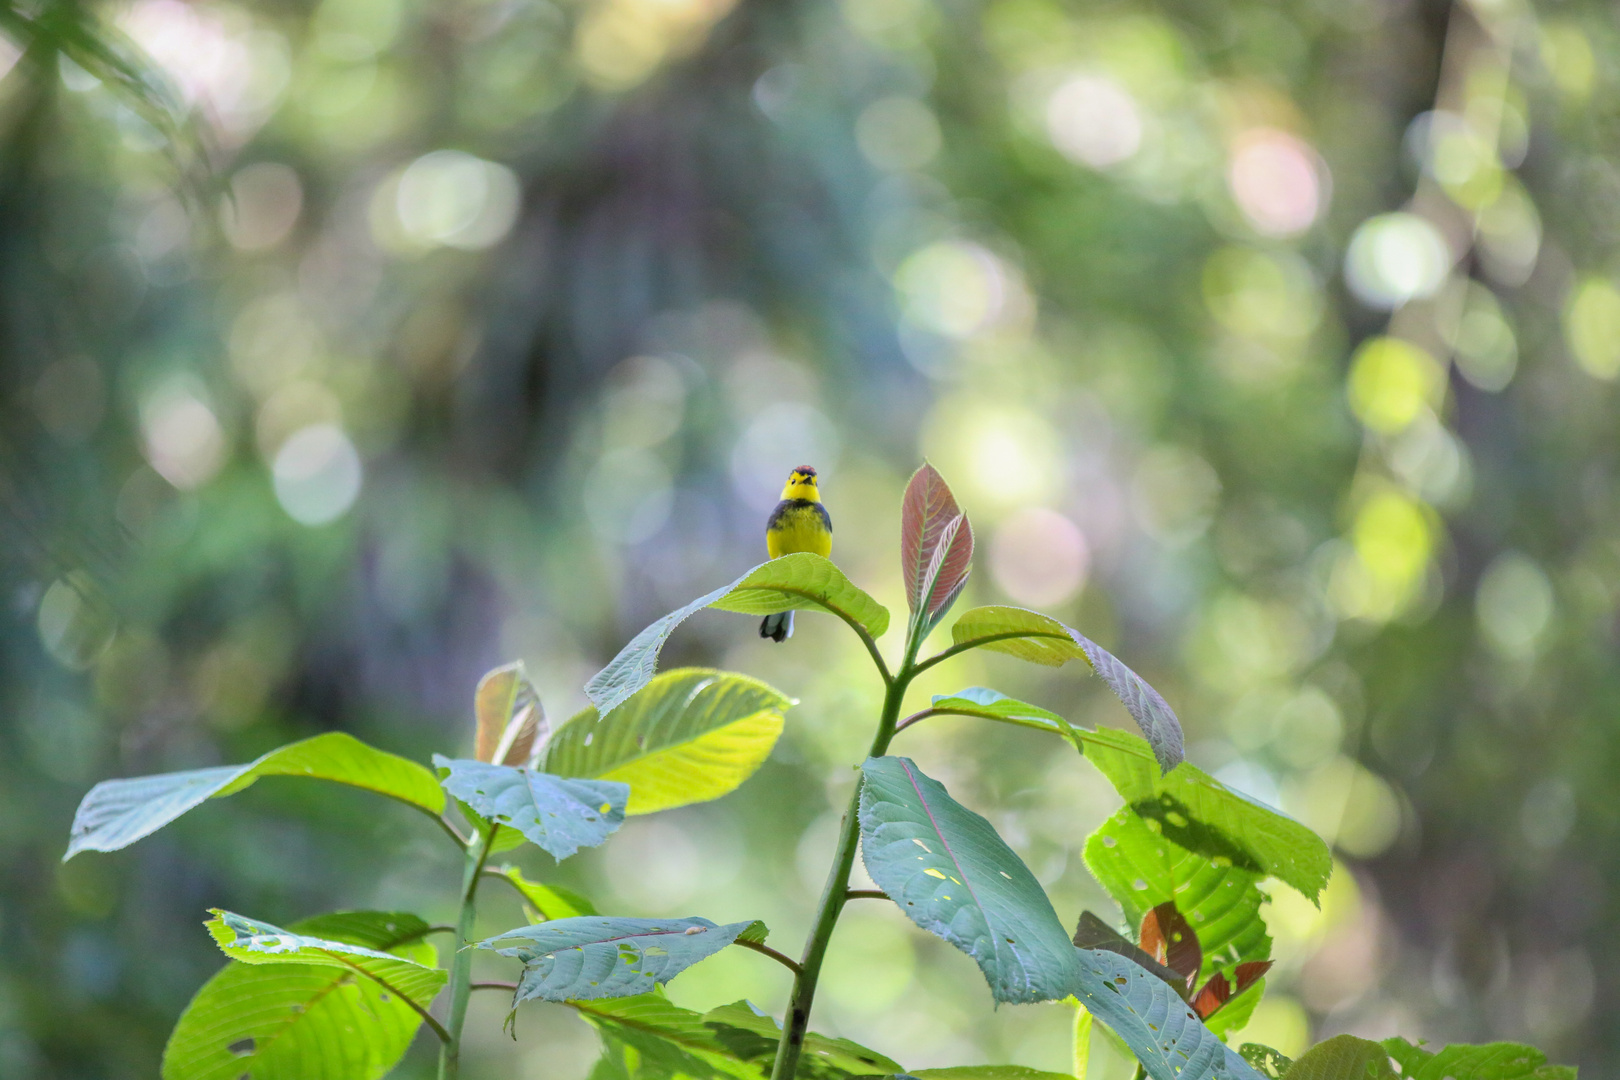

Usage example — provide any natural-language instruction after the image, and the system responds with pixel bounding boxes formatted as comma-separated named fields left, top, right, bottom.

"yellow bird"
left=761, top=465, right=832, bottom=642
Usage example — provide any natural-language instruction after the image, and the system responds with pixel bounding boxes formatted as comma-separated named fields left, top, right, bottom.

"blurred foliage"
left=0, top=0, right=1615, bottom=1072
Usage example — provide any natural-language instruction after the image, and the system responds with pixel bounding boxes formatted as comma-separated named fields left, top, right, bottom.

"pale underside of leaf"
left=585, top=554, right=889, bottom=718
left=858, top=755, right=1078, bottom=1004
left=947, top=606, right=1184, bottom=774
left=436, top=756, right=628, bottom=860
left=1070, top=949, right=1263, bottom=1080
left=544, top=668, right=789, bottom=814
left=479, top=916, right=751, bottom=1002
left=204, top=909, right=446, bottom=1008
left=65, top=732, right=445, bottom=860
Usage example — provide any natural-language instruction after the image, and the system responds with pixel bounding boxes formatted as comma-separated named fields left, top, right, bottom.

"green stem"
left=769, top=617, right=926, bottom=1080
left=439, top=826, right=497, bottom=1080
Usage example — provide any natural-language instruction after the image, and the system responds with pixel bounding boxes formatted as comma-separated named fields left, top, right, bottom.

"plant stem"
left=438, top=825, right=497, bottom=1080
left=769, top=617, right=925, bottom=1080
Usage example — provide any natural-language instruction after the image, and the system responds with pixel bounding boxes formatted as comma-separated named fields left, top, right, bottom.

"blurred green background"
left=0, top=0, right=1613, bottom=1073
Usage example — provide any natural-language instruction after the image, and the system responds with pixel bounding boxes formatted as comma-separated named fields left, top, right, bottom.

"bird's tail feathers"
left=760, top=610, right=794, bottom=643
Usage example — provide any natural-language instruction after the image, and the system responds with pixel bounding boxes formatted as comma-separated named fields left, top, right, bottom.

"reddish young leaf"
left=921, top=512, right=974, bottom=620
left=900, top=464, right=974, bottom=618
left=1233, top=959, right=1273, bottom=993
left=1191, top=971, right=1230, bottom=1019
left=475, top=662, right=546, bottom=767
left=1138, top=901, right=1201, bottom=988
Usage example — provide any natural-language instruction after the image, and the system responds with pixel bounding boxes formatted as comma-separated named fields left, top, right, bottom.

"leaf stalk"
left=439, top=825, right=498, bottom=1080
left=769, top=608, right=926, bottom=1080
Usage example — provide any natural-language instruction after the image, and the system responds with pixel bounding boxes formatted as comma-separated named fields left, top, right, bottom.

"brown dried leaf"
left=1138, top=901, right=1201, bottom=988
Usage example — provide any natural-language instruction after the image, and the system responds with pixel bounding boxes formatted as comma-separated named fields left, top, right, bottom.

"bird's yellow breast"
left=766, top=501, right=832, bottom=559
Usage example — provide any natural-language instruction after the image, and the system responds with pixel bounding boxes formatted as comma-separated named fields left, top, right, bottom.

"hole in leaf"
left=227, top=1038, right=255, bottom=1056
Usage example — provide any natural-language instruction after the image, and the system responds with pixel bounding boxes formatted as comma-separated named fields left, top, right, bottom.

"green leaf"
left=1201, top=977, right=1265, bottom=1040
left=586, top=554, right=890, bottom=717
left=66, top=733, right=445, bottom=860
left=702, top=1001, right=903, bottom=1078
left=544, top=668, right=790, bottom=814
left=929, top=688, right=1074, bottom=736
left=477, top=916, right=754, bottom=1002
left=858, top=755, right=1077, bottom=1003
left=899, top=463, right=975, bottom=628
left=1083, top=808, right=1272, bottom=981
left=1380, top=1038, right=1576, bottom=1080
left=435, top=756, right=627, bottom=860
left=736, top=921, right=770, bottom=945
left=573, top=994, right=759, bottom=1080
left=947, top=606, right=1184, bottom=772
left=204, top=910, right=447, bottom=1006
left=1239, top=1044, right=1293, bottom=1079
left=1287, top=1035, right=1395, bottom=1080
left=1080, top=727, right=1331, bottom=904
left=1069, top=949, right=1262, bottom=1080
left=163, top=911, right=440, bottom=1080
left=900, top=1069, right=1078, bottom=1080
left=490, top=864, right=599, bottom=920
left=476, top=661, right=547, bottom=766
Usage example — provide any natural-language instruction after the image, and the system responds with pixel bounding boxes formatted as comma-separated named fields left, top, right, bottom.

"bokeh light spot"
left=1564, top=278, right=1620, bottom=380
left=855, top=96, right=942, bottom=172
left=1475, top=551, right=1554, bottom=659
left=140, top=383, right=226, bottom=490
left=1346, top=337, right=1443, bottom=435
left=1227, top=128, right=1324, bottom=237
left=990, top=507, right=1089, bottom=608
left=393, top=150, right=521, bottom=251
left=1344, top=212, right=1452, bottom=310
left=221, top=162, right=302, bottom=251
left=272, top=423, right=362, bottom=525
left=1045, top=73, right=1142, bottom=169
left=37, top=571, right=117, bottom=671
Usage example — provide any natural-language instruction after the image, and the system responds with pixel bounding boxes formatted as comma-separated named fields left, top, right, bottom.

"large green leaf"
left=435, top=756, right=628, bottom=860
left=575, top=994, right=759, bottom=1080
left=928, top=688, right=1074, bottom=736
left=946, top=606, right=1184, bottom=772
left=544, top=668, right=790, bottom=814
left=1287, top=1036, right=1395, bottom=1080
left=163, top=911, right=440, bottom=1080
left=477, top=916, right=753, bottom=1002
left=1080, top=727, right=1330, bottom=904
left=1381, top=1038, right=1576, bottom=1080
left=858, top=755, right=1077, bottom=1003
left=586, top=554, right=890, bottom=716
left=1083, top=808, right=1272, bottom=981
left=898, top=1069, right=1078, bottom=1080
left=66, top=733, right=445, bottom=860
left=489, top=864, right=599, bottom=921
left=575, top=995, right=900, bottom=1080
left=702, top=1001, right=903, bottom=1078
left=1070, top=949, right=1262, bottom=1080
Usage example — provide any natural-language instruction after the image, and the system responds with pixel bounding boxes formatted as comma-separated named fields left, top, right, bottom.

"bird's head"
left=782, top=466, right=820, bottom=501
